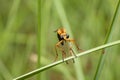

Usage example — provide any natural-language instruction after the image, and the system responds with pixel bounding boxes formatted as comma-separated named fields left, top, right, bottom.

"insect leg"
left=54, top=46, right=58, bottom=62
left=69, top=46, right=77, bottom=63
left=66, top=39, right=83, bottom=52
left=62, top=50, right=68, bottom=64
left=54, top=40, right=63, bottom=62
left=69, top=47, right=77, bottom=57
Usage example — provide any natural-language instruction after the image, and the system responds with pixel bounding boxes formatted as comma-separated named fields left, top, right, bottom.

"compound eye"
left=66, top=34, right=69, bottom=38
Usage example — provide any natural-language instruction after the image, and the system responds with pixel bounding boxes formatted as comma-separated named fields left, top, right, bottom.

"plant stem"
left=94, top=0, right=120, bottom=79
left=37, top=0, right=41, bottom=79
left=13, top=40, right=120, bottom=80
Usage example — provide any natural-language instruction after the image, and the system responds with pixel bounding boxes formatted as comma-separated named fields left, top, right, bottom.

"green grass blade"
left=0, top=61, right=13, bottom=80
left=0, top=0, right=20, bottom=53
left=94, top=0, right=120, bottom=80
left=13, top=40, right=120, bottom=80
left=53, top=0, right=84, bottom=80
left=37, top=0, right=41, bottom=79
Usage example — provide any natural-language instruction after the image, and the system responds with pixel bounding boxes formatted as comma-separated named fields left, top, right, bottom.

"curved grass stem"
left=13, top=40, right=120, bottom=80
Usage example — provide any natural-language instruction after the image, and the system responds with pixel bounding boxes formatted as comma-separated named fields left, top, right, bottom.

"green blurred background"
left=0, top=0, right=120, bottom=80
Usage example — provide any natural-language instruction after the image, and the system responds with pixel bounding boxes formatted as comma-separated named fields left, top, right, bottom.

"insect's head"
left=55, top=28, right=69, bottom=39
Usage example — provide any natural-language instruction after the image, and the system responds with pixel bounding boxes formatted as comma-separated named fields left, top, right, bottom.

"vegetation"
left=0, top=0, right=120, bottom=80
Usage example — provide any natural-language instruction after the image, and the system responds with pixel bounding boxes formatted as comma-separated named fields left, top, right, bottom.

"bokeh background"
left=0, top=0, right=120, bottom=80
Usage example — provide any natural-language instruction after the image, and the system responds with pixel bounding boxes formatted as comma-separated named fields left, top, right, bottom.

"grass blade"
left=13, top=40, right=120, bottom=80
left=36, top=0, right=41, bottom=79
left=94, top=0, right=120, bottom=79
left=53, top=0, right=84, bottom=80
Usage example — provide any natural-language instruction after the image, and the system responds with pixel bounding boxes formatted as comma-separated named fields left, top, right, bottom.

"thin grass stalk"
left=40, top=0, right=52, bottom=79
left=37, top=0, right=41, bottom=79
left=13, top=40, right=120, bottom=80
left=0, top=61, right=13, bottom=80
left=0, top=0, right=20, bottom=53
left=94, top=0, right=120, bottom=79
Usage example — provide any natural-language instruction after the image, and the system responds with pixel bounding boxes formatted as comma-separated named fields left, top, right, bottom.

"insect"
left=54, top=28, right=81, bottom=63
